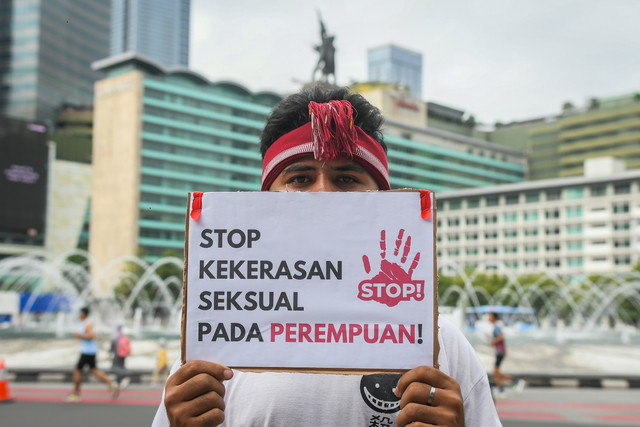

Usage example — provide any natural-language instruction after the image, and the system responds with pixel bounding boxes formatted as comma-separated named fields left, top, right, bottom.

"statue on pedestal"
left=312, top=13, right=336, bottom=84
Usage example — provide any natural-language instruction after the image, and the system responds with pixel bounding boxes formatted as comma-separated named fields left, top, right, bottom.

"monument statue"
left=312, top=13, right=336, bottom=84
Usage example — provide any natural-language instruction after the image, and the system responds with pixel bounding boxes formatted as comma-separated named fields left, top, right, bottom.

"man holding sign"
left=153, top=86, right=499, bottom=426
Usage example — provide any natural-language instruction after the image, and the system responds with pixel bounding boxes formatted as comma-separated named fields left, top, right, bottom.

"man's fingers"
left=395, top=365, right=458, bottom=397
left=169, top=389, right=226, bottom=426
left=169, top=360, right=233, bottom=386
left=166, top=371, right=227, bottom=404
left=164, top=362, right=233, bottom=427
left=396, top=401, right=463, bottom=427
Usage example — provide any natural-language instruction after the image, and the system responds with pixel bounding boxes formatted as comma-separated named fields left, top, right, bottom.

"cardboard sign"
left=182, top=191, right=438, bottom=372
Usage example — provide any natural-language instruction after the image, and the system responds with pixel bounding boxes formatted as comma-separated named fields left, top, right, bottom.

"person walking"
left=110, top=324, right=131, bottom=396
left=489, top=311, right=526, bottom=399
left=151, top=338, right=169, bottom=386
left=67, top=307, right=118, bottom=401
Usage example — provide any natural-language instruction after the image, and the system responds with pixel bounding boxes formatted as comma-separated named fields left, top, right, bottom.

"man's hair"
left=489, top=312, right=499, bottom=320
left=259, top=84, right=387, bottom=158
left=80, top=306, right=90, bottom=317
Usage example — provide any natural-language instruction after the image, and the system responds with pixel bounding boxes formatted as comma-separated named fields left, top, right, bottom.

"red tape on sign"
left=190, top=192, right=203, bottom=221
left=419, top=189, right=431, bottom=220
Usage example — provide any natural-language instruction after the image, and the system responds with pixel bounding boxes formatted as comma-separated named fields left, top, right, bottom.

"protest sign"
left=182, top=190, right=437, bottom=373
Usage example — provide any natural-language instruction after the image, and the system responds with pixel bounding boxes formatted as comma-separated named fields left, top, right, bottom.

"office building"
left=436, top=158, right=640, bottom=277
left=368, top=45, right=423, bottom=100
left=110, top=0, right=190, bottom=68
left=0, top=0, right=110, bottom=122
left=89, top=53, right=280, bottom=280
left=482, top=92, right=640, bottom=181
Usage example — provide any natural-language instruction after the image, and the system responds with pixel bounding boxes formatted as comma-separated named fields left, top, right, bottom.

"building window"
left=567, top=241, right=583, bottom=250
left=447, top=217, right=460, bottom=226
left=566, top=225, right=583, bottom=234
left=504, top=230, right=518, bottom=238
left=449, top=200, right=462, bottom=210
left=447, top=234, right=460, bottom=241
left=485, top=231, right=498, bottom=239
left=524, top=211, right=539, bottom=221
left=485, top=215, right=498, bottom=224
left=614, top=240, right=630, bottom=248
left=568, top=258, right=584, bottom=267
left=566, top=187, right=584, bottom=199
left=505, top=194, right=519, bottom=205
left=525, top=192, right=540, bottom=203
left=466, top=216, right=478, bottom=225
left=467, top=198, right=480, bottom=208
left=503, top=213, right=518, bottom=223
left=486, top=196, right=500, bottom=207
left=613, top=203, right=630, bottom=214
left=566, top=206, right=583, bottom=218
left=614, top=183, right=631, bottom=194
left=590, top=185, right=606, bottom=197
left=614, top=222, right=630, bottom=231
left=545, top=227, right=560, bottom=235
left=545, top=209, right=560, bottom=219
left=546, top=189, right=561, bottom=201
left=524, top=228, right=539, bottom=236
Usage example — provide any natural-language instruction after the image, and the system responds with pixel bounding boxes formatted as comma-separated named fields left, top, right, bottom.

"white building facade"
left=436, top=163, right=640, bottom=277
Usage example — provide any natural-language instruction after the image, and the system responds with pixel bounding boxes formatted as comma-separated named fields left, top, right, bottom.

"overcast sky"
left=190, top=0, right=640, bottom=124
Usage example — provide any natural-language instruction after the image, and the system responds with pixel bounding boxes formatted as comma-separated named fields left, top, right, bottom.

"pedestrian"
left=110, top=324, right=131, bottom=396
left=153, top=85, right=500, bottom=426
left=67, top=306, right=118, bottom=401
left=152, top=338, right=169, bottom=386
left=488, top=311, right=526, bottom=399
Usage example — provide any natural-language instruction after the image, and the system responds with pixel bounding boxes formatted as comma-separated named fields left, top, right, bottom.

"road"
left=2, top=382, right=640, bottom=426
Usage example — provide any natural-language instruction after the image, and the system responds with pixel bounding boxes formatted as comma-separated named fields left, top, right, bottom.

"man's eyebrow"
left=281, top=164, right=317, bottom=174
left=330, top=163, right=367, bottom=173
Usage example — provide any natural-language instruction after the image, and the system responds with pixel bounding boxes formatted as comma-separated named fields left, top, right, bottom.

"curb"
left=8, top=368, right=153, bottom=384
left=490, top=373, right=640, bottom=389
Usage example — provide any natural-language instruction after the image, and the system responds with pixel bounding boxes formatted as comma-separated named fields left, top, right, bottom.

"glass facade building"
left=110, top=0, right=190, bottom=68
left=368, top=45, right=423, bottom=100
left=0, top=0, right=110, bottom=122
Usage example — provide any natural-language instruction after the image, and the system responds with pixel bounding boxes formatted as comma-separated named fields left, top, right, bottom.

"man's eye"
left=288, top=175, right=312, bottom=185
left=337, top=175, right=358, bottom=184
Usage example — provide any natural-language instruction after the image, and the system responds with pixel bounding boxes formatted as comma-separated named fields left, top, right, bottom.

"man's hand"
left=395, top=366, right=465, bottom=427
left=164, top=360, right=233, bottom=427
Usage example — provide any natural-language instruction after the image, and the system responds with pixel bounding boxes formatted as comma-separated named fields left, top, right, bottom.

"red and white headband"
left=261, top=100, right=390, bottom=191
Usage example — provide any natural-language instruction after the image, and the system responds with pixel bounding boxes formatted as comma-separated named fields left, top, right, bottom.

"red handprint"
left=358, top=229, right=425, bottom=307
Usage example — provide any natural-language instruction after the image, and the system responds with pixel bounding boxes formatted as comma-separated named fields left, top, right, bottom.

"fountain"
left=438, top=260, right=640, bottom=345
left=1, top=253, right=639, bottom=345
left=0, top=250, right=183, bottom=339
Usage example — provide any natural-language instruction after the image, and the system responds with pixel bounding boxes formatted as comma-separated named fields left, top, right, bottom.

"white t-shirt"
left=152, top=317, right=501, bottom=426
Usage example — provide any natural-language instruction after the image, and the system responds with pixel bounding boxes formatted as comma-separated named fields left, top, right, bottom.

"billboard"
left=0, top=117, right=49, bottom=242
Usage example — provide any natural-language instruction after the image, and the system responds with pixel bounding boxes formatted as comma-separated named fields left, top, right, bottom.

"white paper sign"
left=183, top=191, right=437, bottom=371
